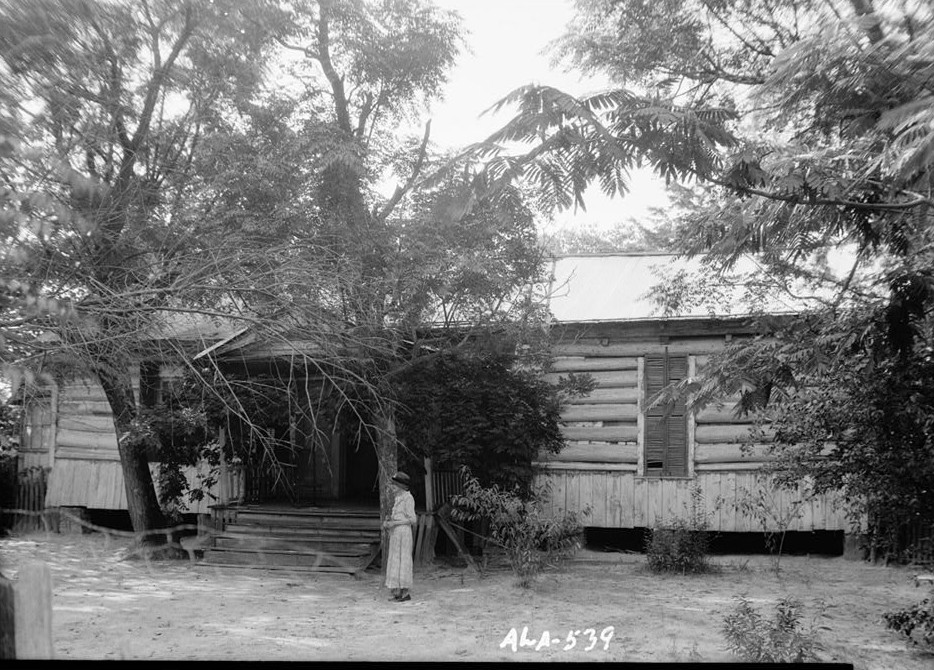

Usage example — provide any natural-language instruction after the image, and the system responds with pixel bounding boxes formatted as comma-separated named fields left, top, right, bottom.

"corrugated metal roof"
left=545, top=253, right=819, bottom=323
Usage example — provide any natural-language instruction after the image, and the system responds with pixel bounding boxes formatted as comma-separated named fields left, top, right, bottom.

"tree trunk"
left=372, top=405, right=399, bottom=576
left=96, top=366, right=167, bottom=544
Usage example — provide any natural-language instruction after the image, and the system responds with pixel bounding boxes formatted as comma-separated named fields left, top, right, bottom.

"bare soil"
left=1, top=531, right=932, bottom=665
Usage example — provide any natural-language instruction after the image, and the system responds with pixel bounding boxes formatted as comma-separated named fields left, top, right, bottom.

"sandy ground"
left=1, top=531, right=933, bottom=665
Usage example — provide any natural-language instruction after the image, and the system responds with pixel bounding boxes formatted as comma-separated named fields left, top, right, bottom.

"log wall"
left=35, top=373, right=239, bottom=514
left=536, top=328, right=849, bottom=532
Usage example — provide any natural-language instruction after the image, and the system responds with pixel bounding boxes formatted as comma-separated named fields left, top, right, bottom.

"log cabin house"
left=11, top=253, right=854, bottom=552
left=535, top=253, right=851, bottom=548
left=12, top=316, right=240, bottom=529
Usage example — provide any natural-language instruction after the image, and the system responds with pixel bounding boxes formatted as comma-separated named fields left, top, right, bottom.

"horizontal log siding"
left=45, top=373, right=238, bottom=512
left=553, top=349, right=639, bottom=459
left=540, top=443, right=639, bottom=464
left=552, top=337, right=731, bottom=358
left=55, top=380, right=120, bottom=456
left=535, top=470, right=848, bottom=532
left=551, top=356, right=638, bottom=372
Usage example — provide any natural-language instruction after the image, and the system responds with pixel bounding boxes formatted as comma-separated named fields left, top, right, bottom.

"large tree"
left=0, top=0, right=287, bottom=541
left=252, top=0, right=561, bottom=544
left=463, top=0, right=934, bottom=557
left=2, top=0, right=559, bottom=556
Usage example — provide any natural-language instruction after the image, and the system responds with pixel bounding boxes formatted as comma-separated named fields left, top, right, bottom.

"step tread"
left=223, top=524, right=380, bottom=534
left=205, top=545, right=376, bottom=557
left=212, top=540, right=376, bottom=555
left=195, top=561, right=365, bottom=575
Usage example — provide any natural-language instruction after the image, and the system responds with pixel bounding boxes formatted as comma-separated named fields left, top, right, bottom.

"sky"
left=426, top=0, right=672, bottom=233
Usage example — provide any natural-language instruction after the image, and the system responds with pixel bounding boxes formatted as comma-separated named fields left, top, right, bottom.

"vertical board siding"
left=533, top=470, right=848, bottom=532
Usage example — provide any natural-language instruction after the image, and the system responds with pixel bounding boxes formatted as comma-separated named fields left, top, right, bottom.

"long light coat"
left=385, top=489, right=416, bottom=589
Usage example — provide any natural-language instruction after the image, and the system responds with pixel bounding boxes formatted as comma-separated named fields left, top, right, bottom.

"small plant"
left=450, top=467, right=588, bottom=587
left=721, top=596, right=819, bottom=663
left=646, top=484, right=714, bottom=574
left=883, top=590, right=934, bottom=650
left=734, top=480, right=807, bottom=575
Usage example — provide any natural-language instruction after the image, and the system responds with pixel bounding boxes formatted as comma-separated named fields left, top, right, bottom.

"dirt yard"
left=1, top=531, right=932, bottom=666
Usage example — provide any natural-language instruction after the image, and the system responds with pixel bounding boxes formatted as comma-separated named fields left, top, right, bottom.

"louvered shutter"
left=644, top=352, right=688, bottom=477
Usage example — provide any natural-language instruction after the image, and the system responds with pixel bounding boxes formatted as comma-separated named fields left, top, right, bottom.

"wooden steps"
left=199, top=504, right=382, bottom=576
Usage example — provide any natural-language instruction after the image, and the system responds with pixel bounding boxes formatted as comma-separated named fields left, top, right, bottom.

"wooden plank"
left=553, top=338, right=730, bottom=358
left=560, top=425, right=639, bottom=443
left=551, top=356, right=638, bottom=372
left=735, top=474, right=756, bottom=532
left=695, top=462, right=766, bottom=472
left=810, top=490, right=825, bottom=531
left=435, top=508, right=480, bottom=572
left=695, top=404, right=751, bottom=424
left=565, top=472, right=581, bottom=515
left=563, top=387, right=640, bottom=405
left=110, top=460, right=125, bottom=509
left=607, top=472, right=622, bottom=527
left=0, top=576, right=14, bottom=659
left=56, top=429, right=118, bottom=450
left=580, top=473, right=598, bottom=525
left=721, top=472, right=737, bottom=532
left=544, top=442, right=638, bottom=464
left=54, top=450, right=121, bottom=462
left=561, top=404, right=638, bottom=422
left=633, top=475, right=647, bottom=527
left=695, top=424, right=772, bottom=444
left=57, top=415, right=116, bottom=432
left=694, top=443, right=774, bottom=464
left=535, top=462, right=637, bottom=471
left=414, top=514, right=426, bottom=561
left=712, top=472, right=726, bottom=530
left=545, top=370, right=637, bottom=388
left=12, top=562, right=53, bottom=659
left=548, top=472, right=566, bottom=517
left=538, top=472, right=555, bottom=517
left=60, top=382, right=108, bottom=402
left=617, top=473, right=633, bottom=527
left=646, top=478, right=665, bottom=528
left=58, top=400, right=113, bottom=414
left=694, top=473, right=716, bottom=530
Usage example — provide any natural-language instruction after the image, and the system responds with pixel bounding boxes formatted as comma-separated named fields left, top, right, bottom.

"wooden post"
left=15, top=562, right=53, bottom=659
left=0, top=575, right=14, bottom=659
left=424, top=457, right=434, bottom=514
left=0, top=562, right=54, bottom=659
left=217, top=427, right=229, bottom=505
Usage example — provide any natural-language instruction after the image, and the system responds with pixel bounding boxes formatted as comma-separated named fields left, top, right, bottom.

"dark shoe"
left=398, top=594, right=411, bottom=602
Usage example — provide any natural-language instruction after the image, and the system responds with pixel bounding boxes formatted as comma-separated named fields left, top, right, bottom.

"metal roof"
left=544, top=253, right=817, bottom=323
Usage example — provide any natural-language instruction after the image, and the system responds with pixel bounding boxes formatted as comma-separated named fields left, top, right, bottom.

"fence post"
left=13, top=562, right=54, bottom=659
left=0, top=575, right=14, bottom=659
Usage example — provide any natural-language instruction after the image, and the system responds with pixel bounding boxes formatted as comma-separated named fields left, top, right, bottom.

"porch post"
left=424, top=457, right=434, bottom=514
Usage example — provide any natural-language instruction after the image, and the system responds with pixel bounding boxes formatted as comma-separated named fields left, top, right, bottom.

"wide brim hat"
left=391, top=472, right=411, bottom=489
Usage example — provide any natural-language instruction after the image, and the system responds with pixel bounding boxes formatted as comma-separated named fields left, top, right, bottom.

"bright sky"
left=428, top=0, right=672, bottom=232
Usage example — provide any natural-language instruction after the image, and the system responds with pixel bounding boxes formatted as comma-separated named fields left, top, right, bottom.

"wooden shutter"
left=644, top=352, right=688, bottom=477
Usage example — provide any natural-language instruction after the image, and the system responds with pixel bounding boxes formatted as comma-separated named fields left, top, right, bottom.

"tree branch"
left=376, top=120, right=432, bottom=223
left=316, top=0, right=353, bottom=134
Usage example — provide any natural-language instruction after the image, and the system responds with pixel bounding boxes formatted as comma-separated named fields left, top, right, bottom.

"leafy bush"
left=645, top=522, right=711, bottom=574
left=0, top=402, right=21, bottom=452
left=883, top=593, right=934, bottom=650
left=645, top=484, right=713, bottom=574
left=395, top=350, right=593, bottom=497
left=450, top=468, right=588, bottom=587
left=722, top=596, right=819, bottom=663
